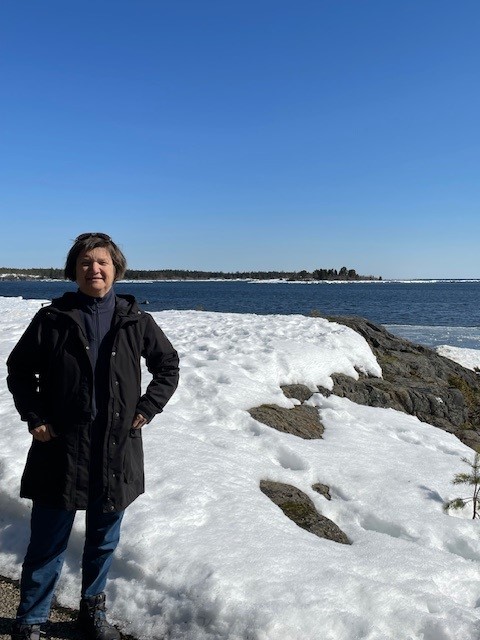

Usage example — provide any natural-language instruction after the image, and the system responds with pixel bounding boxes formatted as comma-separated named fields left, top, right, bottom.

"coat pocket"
left=123, top=428, right=144, bottom=484
left=21, top=437, right=67, bottom=499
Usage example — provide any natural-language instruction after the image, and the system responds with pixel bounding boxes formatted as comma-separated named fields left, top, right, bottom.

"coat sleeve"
left=135, top=314, right=180, bottom=422
left=6, top=311, right=50, bottom=431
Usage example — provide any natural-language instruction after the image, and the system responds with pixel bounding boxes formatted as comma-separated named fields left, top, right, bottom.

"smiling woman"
left=64, top=233, right=127, bottom=295
left=6, top=232, right=179, bottom=640
left=75, top=247, right=116, bottom=298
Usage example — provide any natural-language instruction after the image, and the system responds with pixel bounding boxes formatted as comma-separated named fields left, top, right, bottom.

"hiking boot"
left=10, top=621, right=43, bottom=640
left=78, top=593, right=120, bottom=640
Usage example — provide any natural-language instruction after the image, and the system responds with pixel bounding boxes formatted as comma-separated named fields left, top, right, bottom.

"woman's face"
left=75, top=247, right=116, bottom=298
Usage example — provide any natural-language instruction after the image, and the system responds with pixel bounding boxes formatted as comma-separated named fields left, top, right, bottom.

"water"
left=2, top=279, right=480, bottom=349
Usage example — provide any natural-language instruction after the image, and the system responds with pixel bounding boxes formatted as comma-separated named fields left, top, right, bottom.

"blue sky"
left=1, top=0, right=479, bottom=278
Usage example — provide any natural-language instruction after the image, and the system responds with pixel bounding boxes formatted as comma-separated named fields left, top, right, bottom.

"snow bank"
left=1, top=297, right=479, bottom=639
left=436, top=344, right=480, bottom=372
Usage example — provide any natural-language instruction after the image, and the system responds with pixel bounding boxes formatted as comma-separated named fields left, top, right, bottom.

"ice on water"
left=1, top=297, right=480, bottom=640
left=386, top=324, right=480, bottom=350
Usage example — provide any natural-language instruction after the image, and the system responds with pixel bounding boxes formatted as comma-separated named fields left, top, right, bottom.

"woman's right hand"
left=30, top=424, right=56, bottom=442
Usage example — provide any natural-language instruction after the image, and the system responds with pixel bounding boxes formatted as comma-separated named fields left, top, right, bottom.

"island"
left=0, top=266, right=381, bottom=281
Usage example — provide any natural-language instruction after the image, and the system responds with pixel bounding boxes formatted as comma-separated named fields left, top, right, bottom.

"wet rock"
left=248, top=404, right=324, bottom=439
left=260, top=480, right=350, bottom=544
left=323, top=316, right=480, bottom=450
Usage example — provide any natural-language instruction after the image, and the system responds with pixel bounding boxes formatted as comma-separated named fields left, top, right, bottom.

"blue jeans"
left=17, top=497, right=124, bottom=624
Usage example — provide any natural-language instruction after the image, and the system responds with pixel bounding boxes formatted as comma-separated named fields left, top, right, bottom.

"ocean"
left=1, top=279, right=480, bottom=349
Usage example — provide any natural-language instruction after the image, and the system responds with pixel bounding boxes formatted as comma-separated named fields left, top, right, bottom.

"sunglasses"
left=75, top=232, right=112, bottom=242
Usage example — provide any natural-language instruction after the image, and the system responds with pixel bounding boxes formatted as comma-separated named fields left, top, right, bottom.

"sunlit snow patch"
left=0, top=298, right=480, bottom=640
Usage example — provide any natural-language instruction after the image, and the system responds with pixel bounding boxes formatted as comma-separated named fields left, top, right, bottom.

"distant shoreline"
left=0, top=275, right=381, bottom=283
left=1, top=276, right=480, bottom=284
left=0, top=266, right=381, bottom=283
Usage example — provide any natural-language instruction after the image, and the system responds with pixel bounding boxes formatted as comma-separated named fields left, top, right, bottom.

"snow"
left=436, top=345, right=480, bottom=372
left=251, top=279, right=480, bottom=285
left=1, top=296, right=480, bottom=639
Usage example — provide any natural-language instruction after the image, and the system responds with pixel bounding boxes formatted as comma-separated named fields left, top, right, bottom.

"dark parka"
left=7, top=292, right=179, bottom=513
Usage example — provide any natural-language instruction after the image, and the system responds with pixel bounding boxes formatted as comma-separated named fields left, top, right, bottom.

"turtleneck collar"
left=77, top=286, right=115, bottom=309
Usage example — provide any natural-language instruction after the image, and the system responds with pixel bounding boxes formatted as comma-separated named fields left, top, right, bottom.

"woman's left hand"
left=132, top=413, right=147, bottom=429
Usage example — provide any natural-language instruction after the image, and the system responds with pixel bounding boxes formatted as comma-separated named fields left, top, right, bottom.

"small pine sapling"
left=443, top=452, right=480, bottom=519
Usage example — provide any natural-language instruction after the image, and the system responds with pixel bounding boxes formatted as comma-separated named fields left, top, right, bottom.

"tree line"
left=0, top=266, right=381, bottom=281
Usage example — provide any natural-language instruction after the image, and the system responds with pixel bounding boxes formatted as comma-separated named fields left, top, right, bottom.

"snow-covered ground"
left=1, top=296, right=480, bottom=640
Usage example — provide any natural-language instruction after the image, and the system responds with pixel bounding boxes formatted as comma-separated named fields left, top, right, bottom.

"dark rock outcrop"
left=312, top=483, right=332, bottom=500
left=324, top=316, right=480, bottom=450
left=248, top=404, right=324, bottom=439
left=260, top=480, right=350, bottom=544
left=280, top=384, right=315, bottom=403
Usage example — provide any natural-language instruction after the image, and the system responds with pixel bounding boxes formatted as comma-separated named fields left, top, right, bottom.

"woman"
left=7, top=233, right=180, bottom=640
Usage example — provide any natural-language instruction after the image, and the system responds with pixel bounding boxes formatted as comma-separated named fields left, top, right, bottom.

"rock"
left=280, top=384, right=315, bottom=403
left=260, top=480, right=350, bottom=544
left=248, top=404, right=324, bottom=439
left=458, top=430, right=480, bottom=451
left=312, top=483, right=332, bottom=500
left=323, top=316, right=480, bottom=450
left=0, top=574, right=113, bottom=640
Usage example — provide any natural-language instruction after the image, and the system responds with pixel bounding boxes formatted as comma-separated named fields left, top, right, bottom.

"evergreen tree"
left=443, top=453, right=480, bottom=519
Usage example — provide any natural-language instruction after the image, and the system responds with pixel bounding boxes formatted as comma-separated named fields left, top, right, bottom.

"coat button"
left=115, top=412, right=120, bottom=418
left=115, top=381, right=119, bottom=386
left=111, top=351, right=116, bottom=356
left=85, top=346, right=90, bottom=350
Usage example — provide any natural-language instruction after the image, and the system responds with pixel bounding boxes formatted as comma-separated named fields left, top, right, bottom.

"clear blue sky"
left=1, top=0, right=479, bottom=278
